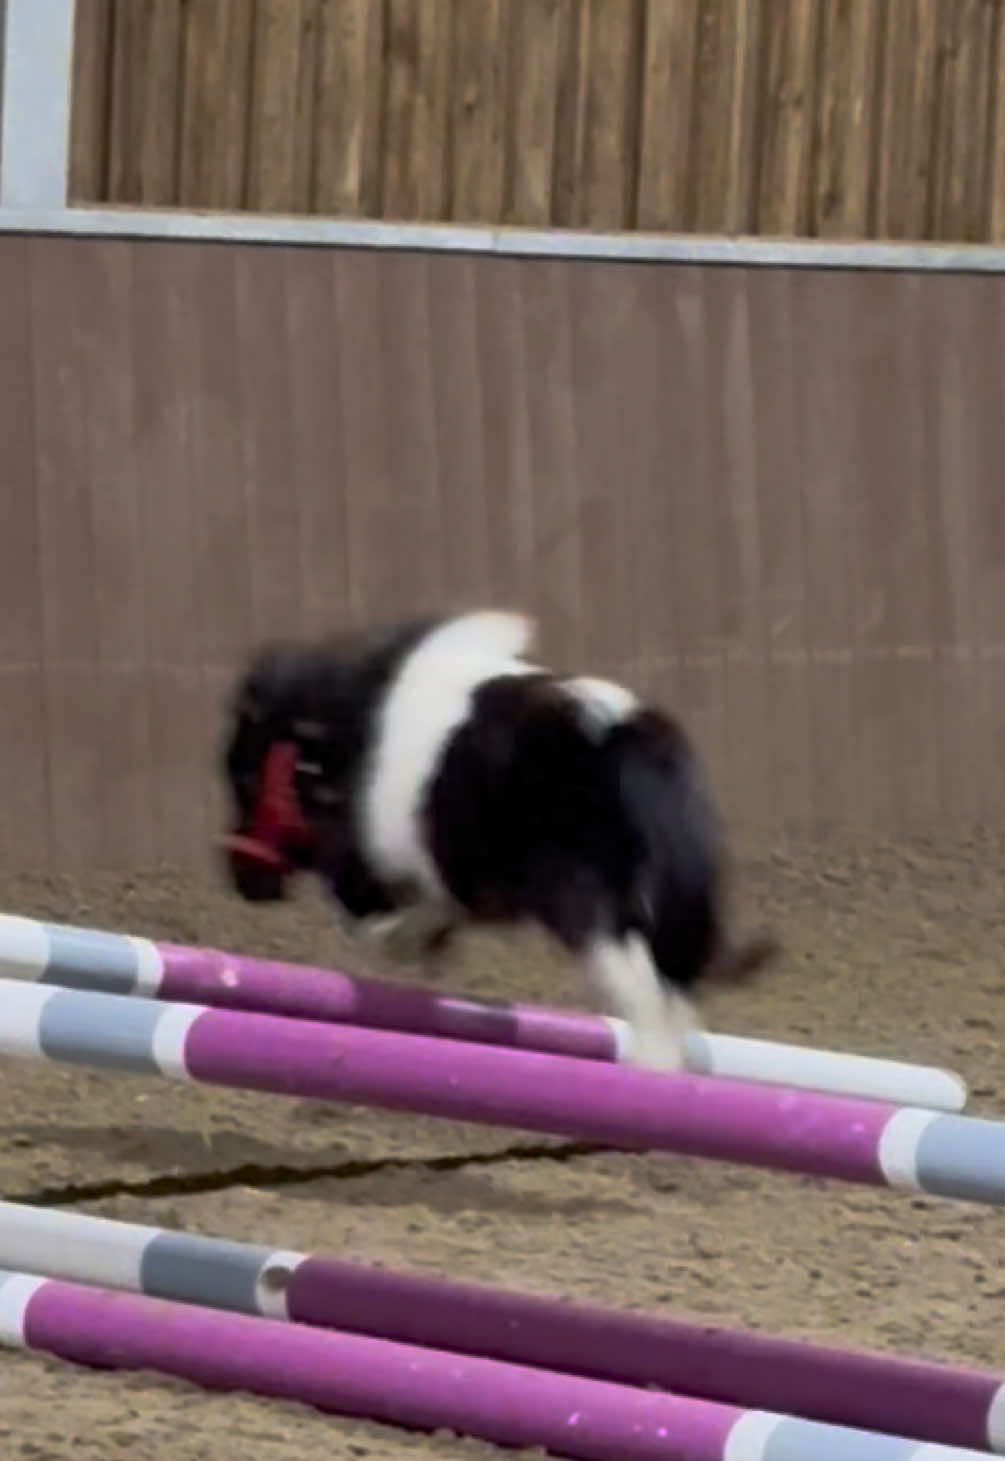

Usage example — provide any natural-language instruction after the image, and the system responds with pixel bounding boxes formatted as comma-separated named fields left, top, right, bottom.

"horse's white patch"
left=584, top=932, right=699, bottom=1071
left=361, top=612, right=538, bottom=896
left=562, top=675, right=638, bottom=736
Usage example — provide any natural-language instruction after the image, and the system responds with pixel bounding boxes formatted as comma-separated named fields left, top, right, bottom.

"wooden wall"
left=68, top=0, right=1005, bottom=242
left=3, top=231, right=1005, bottom=869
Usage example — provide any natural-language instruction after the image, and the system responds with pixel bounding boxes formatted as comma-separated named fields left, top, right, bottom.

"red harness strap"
left=221, top=741, right=315, bottom=871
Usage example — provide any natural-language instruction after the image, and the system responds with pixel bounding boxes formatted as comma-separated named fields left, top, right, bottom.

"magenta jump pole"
left=2, top=1201, right=1003, bottom=1453
left=2, top=978, right=1003, bottom=1203
left=0, top=912, right=969, bottom=1109
left=0, top=1272, right=992, bottom=1461
left=0, top=1272, right=747, bottom=1461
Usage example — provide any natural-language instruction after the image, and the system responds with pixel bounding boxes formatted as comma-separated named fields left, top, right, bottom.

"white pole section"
left=0, top=0, right=76, bottom=209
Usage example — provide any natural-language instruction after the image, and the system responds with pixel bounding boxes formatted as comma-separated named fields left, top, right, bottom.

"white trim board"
left=0, top=0, right=75, bottom=209
left=1, top=203, right=1005, bottom=274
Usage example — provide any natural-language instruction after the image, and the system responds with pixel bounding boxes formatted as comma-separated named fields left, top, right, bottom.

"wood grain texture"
left=810, top=0, right=882, bottom=237
left=873, top=0, right=938, bottom=239
left=637, top=0, right=701, bottom=231
left=245, top=0, right=319, bottom=213
left=0, top=240, right=48, bottom=865
left=449, top=0, right=511, bottom=222
left=928, top=0, right=997, bottom=243
left=690, top=0, right=763, bottom=234
left=382, top=0, right=454, bottom=220
left=67, top=0, right=1005, bottom=242
left=754, top=0, right=820, bottom=236
left=68, top=0, right=113, bottom=202
left=314, top=0, right=386, bottom=216
left=504, top=0, right=567, bottom=224
left=178, top=0, right=255, bottom=209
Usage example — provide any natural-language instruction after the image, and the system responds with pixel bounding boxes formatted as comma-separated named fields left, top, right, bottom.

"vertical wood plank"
left=615, top=271, right=675, bottom=707
left=449, top=0, right=511, bottom=223
left=701, top=269, right=772, bottom=829
left=637, top=0, right=700, bottom=230
left=754, top=0, right=820, bottom=236
left=381, top=0, right=454, bottom=219
left=989, top=3, right=1005, bottom=241
left=929, top=0, right=997, bottom=242
left=332, top=252, right=396, bottom=624
left=27, top=240, right=103, bottom=866
left=178, top=0, right=255, bottom=210
left=571, top=0, right=646, bottom=229
left=68, top=0, right=113, bottom=202
left=246, top=0, right=320, bottom=213
left=841, top=272, right=926, bottom=832
left=810, top=0, right=882, bottom=237
left=690, top=0, right=763, bottom=235
left=426, top=254, right=493, bottom=602
left=379, top=255, right=447, bottom=615
left=785, top=271, right=859, bottom=828
left=282, top=250, right=354, bottom=636
left=651, top=268, right=728, bottom=802
left=874, top=273, right=950, bottom=830
left=130, top=242, right=208, bottom=865
left=108, top=0, right=184, bottom=204
left=923, top=275, right=1005, bottom=825
left=314, top=0, right=386, bottom=216
left=71, top=241, right=158, bottom=866
left=232, top=246, right=305, bottom=640
left=873, top=0, right=938, bottom=239
left=920, top=276, right=982, bottom=828
left=549, top=0, right=588, bottom=228
left=184, top=244, right=253, bottom=797
left=744, top=270, right=815, bottom=828
left=969, top=280, right=1005, bottom=821
left=566, top=262, right=638, bottom=677
left=474, top=259, right=538, bottom=607
left=516, top=261, right=584, bottom=665
left=0, top=239, right=48, bottom=866
left=504, top=0, right=567, bottom=224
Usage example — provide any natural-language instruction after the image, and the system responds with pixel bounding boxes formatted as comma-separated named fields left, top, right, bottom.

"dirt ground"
left=1, top=832, right=1004, bottom=1459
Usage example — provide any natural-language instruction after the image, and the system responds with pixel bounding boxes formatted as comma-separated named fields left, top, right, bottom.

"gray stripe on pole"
left=38, top=989, right=163, bottom=1073
left=42, top=925, right=139, bottom=994
left=914, top=1115, right=1005, bottom=1205
left=140, top=1233, right=273, bottom=1316
left=761, top=1416, right=923, bottom=1459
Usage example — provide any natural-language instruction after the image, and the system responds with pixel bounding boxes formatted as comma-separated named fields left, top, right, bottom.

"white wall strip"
left=0, top=0, right=75, bottom=209
left=1, top=202, right=1005, bottom=275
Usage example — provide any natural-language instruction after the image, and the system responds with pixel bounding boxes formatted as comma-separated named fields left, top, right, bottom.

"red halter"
left=220, top=741, right=315, bottom=872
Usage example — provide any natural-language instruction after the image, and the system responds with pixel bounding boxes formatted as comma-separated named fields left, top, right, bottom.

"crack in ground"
left=9, top=1138, right=612, bottom=1208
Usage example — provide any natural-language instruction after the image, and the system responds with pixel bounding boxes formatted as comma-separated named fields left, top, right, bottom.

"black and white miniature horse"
left=219, top=610, right=776, bottom=1069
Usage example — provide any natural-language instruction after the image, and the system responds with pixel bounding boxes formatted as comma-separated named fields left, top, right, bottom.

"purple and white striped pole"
left=0, top=913, right=968, bottom=1110
left=0, top=979, right=1000, bottom=1202
left=1, top=1201, right=1002, bottom=1452
left=0, top=1271, right=990, bottom=1460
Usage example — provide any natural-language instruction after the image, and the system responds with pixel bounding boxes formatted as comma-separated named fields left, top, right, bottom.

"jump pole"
left=1, top=1200, right=1002, bottom=1453
left=0, top=912, right=967, bottom=1110
left=0, top=1270, right=986, bottom=1461
left=0, top=978, right=1000, bottom=1203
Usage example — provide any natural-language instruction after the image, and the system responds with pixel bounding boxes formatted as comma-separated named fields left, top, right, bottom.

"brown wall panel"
left=516, top=261, right=585, bottom=668
left=282, top=248, right=354, bottom=637
left=426, top=255, right=493, bottom=605
left=743, top=270, right=816, bottom=829
left=71, top=240, right=158, bottom=867
left=5, top=232, right=1005, bottom=870
left=27, top=239, right=105, bottom=867
left=129, top=242, right=210, bottom=864
left=472, top=259, right=537, bottom=608
left=0, top=239, right=48, bottom=867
